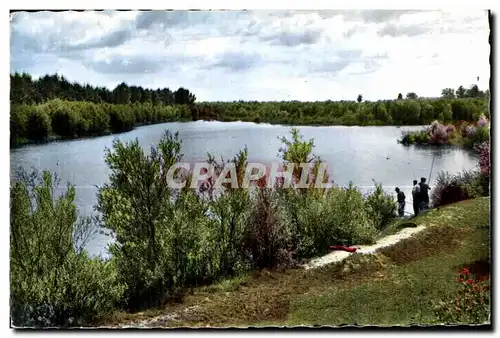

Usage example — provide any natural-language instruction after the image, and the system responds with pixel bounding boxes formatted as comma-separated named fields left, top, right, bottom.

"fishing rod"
left=428, top=152, right=436, bottom=185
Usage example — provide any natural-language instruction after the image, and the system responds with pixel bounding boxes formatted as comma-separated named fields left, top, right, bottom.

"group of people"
left=394, top=177, right=431, bottom=218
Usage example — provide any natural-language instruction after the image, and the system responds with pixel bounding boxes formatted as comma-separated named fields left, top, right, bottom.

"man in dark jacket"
left=412, top=180, right=420, bottom=216
left=395, top=187, right=405, bottom=217
left=419, top=177, right=430, bottom=211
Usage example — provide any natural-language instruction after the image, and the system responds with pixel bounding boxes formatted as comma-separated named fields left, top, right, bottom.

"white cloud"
left=10, top=10, right=490, bottom=101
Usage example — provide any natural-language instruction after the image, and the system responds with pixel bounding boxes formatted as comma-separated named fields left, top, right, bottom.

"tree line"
left=190, top=97, right=488, bottom=126
left=10, top=73, right=196, bottom=105
left=356, top=84, right=488, bottom=103
left=10, top=73, right=490, bottom=147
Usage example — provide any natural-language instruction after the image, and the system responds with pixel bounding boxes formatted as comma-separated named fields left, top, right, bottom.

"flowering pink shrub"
left=400, top=115, right=488, bottom=148
left=476, top=141, right=490, bottom=177
left=429, top=120, right=440, bottom=133
left=445, top=125, right=456, bottom=134
left=477, top=114, right=489, bottom=128
left=429, top=122, right=450, bottom=145
left=466, top=125, right=476, bottom=138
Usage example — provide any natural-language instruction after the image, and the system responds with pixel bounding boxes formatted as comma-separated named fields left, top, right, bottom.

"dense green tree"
left=10, top=104, right=29, bottom=144
left=456, top=85, right=466, bottom=98
left=10, top=169, right=124, bottom=327
left=441, top=88, right=455, bottom=99
left=174, top=87, right=196, bottom=105
left=397, top=93, right=403, bottom=100
left=10, top=72, right=197, bottom=107
left=357, top=94, right=363, bottom=103
left=406, top=92, right=418, bottom=100
left=50, top=101, right=80, bottom=138
left=465, top=84, right=481, bottom=98
left=151, top=91, right=160, bottom=106
left=25, top=106, right=51, bottom=141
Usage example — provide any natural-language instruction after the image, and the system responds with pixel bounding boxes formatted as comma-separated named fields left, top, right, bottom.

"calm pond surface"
left=10, top=121, right=479, bottom=257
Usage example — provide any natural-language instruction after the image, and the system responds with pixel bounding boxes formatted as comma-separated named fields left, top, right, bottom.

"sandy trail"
left=304, top=224, right=426, bottom=270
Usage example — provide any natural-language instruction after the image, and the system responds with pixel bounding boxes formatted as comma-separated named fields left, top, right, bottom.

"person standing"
left=412, top=180, right=420, bottom=216
left=419, top=177, right=430, bottom=211
left=395, top=187, right=406, bottom=217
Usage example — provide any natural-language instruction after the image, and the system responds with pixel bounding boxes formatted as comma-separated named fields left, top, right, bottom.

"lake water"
left=10, top=121, right=479, bottom=257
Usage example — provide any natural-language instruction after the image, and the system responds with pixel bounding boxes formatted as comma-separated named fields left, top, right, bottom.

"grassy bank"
left=100, top=197, right=490, bottom=327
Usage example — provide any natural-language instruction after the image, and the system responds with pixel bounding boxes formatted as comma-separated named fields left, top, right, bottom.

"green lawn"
left=100, top=197, right=490, bottom=328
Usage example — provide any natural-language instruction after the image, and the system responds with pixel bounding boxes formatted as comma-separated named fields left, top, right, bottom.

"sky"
left=10, top=10, right=491, bottom=102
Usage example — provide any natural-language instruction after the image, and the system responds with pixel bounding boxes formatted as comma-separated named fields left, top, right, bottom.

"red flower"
left=467, top=279, right=474, bottom=285
left=457, top=277, right=464, bottom=283
left=462, top=268, right=470, bottom=275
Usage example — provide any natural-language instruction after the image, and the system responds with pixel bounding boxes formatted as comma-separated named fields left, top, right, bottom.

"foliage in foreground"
left=11, top=128, right=400, bottom=325
left=10, top=170, right=125, bottom=327
left=364, top=181, right=398, bottom=230
left=95, top=128, right=397, bottom=311
left=433, top=268, right=490, bottom=324
left=100, top=197, right=490, bottom=328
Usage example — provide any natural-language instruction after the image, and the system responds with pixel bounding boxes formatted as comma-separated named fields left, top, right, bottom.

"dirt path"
left=304, top=224, right=426, bottom=270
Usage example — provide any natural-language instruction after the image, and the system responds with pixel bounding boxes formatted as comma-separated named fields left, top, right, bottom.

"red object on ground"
left=329, top=245, right=357, bottom=253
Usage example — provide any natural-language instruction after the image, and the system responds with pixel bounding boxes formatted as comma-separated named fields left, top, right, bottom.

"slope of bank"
left=99, top=197, right=490, bottom=328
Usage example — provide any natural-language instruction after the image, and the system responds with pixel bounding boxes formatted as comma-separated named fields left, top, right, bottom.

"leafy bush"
left=430, top=170, right=486, bottom=208
left=243, top=183, right=296, bottom=270
left=399, top=129, right=430, bottom=145
left=429, top=120, right=451, bottom=145
left=284, top=183, right=377, bottom=258
left=50, top=102, right=81, bottom=138
left=10, top=104, right=29, bottom=145
left=96, top=131, right=254, bottom=310
left=278, top=127, right=316, bottom=182
left=463, top=125, right=490, bottom=148
left=364, top=181, right=397, bottom=230
left=320, top=185, right=377, bottom=247
left=205, top=189, right=251, bottom=277
left=25, top=106, right=52, bottom=141
left=96, top=131, right=188, bottom=310
left=10, top=169, right=124, bottom=327
left=108, top=106, right=136, bottom=133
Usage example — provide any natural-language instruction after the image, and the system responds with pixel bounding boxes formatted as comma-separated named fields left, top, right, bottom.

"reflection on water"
left=10, top=121, right=478, bottom=257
